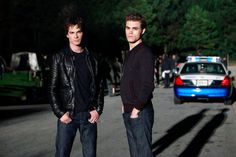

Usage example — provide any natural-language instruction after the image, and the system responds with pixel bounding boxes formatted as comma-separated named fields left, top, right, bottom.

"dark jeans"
left=164, top=73, right=170, bottom=88
left=55, top=112, right=97, bottom=157
left=123, top=104, right=154, bottom=157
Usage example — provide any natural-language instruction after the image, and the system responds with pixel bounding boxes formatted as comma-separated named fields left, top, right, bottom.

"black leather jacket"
left=48, top=47, right=104, bottom=118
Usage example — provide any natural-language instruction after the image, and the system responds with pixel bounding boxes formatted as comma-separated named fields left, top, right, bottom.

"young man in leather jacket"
left=48, top=16, right=104, bottom=157
left=120, top=13, right=155, bottom=157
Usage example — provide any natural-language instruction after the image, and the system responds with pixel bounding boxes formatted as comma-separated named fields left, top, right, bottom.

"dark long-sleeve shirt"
left=120, top=43, right=155, bottom=112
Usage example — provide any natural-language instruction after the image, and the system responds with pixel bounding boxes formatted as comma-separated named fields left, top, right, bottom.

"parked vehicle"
left=173, top=56, right=233, bottom=105
left=0, top=52, right=48, bottom=103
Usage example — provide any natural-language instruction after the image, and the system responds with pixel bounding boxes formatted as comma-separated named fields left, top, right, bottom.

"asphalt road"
left=1, top=85, right=236, bottom=157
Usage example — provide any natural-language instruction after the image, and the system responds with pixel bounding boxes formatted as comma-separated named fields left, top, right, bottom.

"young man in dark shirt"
left=48, top=16, right=104, bottom=157
left=120, top=13, right=155, bottom=157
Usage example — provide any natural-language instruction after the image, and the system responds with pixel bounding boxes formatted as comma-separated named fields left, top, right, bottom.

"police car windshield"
left=180, top=63, right=226, bottom=75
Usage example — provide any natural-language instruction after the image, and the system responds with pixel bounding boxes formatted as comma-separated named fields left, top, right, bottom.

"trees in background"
left=0, top=0, right=236, bottom=59
left=177, top=5, right=219, bottom=51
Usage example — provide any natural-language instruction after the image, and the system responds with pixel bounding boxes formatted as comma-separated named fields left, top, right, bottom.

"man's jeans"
left=164, top=73, right=170, bottom=88
left=55, top=112, right=97, bottom=157
left=123, top=105, right=154, bottom=157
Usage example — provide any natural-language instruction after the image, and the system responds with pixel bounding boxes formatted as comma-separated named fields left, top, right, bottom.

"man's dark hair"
left=64, top=16, right=84, bottom=34
left=125, top=13, right=147, bottom=29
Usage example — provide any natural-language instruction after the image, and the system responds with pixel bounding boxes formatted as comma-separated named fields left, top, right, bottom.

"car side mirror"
left=228, top=70, right=231, bottom=76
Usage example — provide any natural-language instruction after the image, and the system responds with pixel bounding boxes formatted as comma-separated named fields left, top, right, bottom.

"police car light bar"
left=186, top=56, right=221, bottom=62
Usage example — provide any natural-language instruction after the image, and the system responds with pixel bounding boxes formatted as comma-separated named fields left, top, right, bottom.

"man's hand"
left=60, top=112, right=72, bottom=124
left=89, top=110, right=99, bottom=123
left=130, top=108, right=140, bottom=118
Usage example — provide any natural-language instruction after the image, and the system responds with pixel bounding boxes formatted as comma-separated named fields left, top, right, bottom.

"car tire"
left=224, top=99, right=232, bottom=105
left=174, top=96, right=182, bottom=104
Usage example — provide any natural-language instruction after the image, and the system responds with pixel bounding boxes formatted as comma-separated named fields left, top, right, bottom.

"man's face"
left=66, top=24, right=83, bottom=46
left=125, top=20, right=145, bottom=44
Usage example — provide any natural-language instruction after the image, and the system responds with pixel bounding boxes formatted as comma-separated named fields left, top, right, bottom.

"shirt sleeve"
left=134, top=49, right=155, bottom=110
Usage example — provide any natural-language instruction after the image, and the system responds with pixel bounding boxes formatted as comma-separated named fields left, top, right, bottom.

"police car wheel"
left=174, top=96, right=182, bottom=105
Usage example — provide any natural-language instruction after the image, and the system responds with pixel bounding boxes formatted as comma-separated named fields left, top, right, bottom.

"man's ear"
left=142, top=28, right=146, bottom=35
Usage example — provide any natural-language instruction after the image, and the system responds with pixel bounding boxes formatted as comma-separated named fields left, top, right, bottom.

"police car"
left=173, top=56, right=233, bottom=105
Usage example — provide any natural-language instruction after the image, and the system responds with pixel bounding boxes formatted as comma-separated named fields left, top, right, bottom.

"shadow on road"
left=152, top=108, right=209, bottom=156
left=0, top=104, right=50, bottom=121
left=0, top=108, right=48, bottom=120
left=178, top=108, right=229, bottom=157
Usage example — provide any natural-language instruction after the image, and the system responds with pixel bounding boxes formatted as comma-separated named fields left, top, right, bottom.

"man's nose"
left=74, top=33, right=78, bottom=38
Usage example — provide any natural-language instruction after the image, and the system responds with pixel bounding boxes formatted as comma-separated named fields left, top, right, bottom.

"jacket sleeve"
left=48, top=54, right=65, bottom=118
left=134, top=50, right=155, bottom=110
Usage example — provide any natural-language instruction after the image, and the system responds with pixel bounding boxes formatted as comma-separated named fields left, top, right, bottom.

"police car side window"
left=218, top=65, right=225, bottom=74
